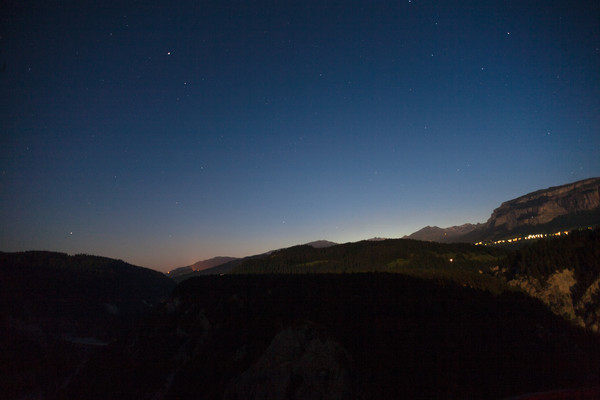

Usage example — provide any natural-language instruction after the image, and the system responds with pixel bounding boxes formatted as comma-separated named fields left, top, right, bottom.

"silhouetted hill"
left=169, top=242, right=337, bottom=282
left=304, top=239, right=338, bottom=248
left=5, top=234, right=600, bottom=400
left=405, top=223, right=483, bottom=242
left=0, top=251, right=174, bottom=321
left=170, top=258, right=246, bottom=282
left=167, top=256, right=239, bottom=278
left=227, top=239, right=511, bottom=292
left=0, top=251, right=175, bottom=400
left=57, top=274, right=600, bottom=399
left=226, top=230, right=600, bottom=332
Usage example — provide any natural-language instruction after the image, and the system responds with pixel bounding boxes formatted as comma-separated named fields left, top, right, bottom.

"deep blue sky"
left=2, top=1, right=599, bottom=271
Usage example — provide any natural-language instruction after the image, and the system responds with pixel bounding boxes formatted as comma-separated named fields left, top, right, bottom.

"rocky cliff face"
left=486, top=178, right=600, bottom=231
left=406, top=177, right=600, bottom=243
left=508, top=270, right=600, bottom=333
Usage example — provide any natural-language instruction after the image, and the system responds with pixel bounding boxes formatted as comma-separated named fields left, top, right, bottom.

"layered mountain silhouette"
left=406, top=177, right=600, bottom=243
left=168, top=240, right=339, bottom=281
left=405, top=223, right=484, bottom=243
left=3, top=178, right=600, bottom=400
left=167, top=256, right=239, bottom=279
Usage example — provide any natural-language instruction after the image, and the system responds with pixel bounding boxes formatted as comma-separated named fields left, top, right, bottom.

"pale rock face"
left=487, top=178, right=600, bottom=231
left=509, top=269, right=578, bottom=321
left=576, top=278, right=600, bottom=333
left=408, top=177, right=600, bottom=243
left=509, top=270, right=600, bottom=332
left=543, top=270, right=578, bottom=320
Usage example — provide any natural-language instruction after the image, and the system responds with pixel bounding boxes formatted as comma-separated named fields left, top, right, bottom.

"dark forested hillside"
left=58, top=273, right=600, bottom=400
left=229, top=239, right=510, bottom=293
left=0, top=251, right=175, bottom=326
left=0, top=251, right=175, bottom=400
left=502, top=228, right=600, bottom=291
left=231, top=239, right=507, bottom=273
left=3, top=234, right=600, bottom=399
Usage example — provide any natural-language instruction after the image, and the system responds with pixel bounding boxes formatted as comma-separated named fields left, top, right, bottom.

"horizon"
left=3, top=174, right=597, bottom=273
left=2, top=1, right=599, bottom=272
left=1, top=175, right=598, bottom=273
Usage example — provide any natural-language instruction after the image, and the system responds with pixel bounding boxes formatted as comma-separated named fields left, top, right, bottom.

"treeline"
left=230, top=239, right=507, bottom=274
left=501, top=227, right=600, bottom=299
left=228, top=239, right=511, bottom=293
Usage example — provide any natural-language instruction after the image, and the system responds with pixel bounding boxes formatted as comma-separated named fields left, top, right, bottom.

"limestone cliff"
left=508, top=270, right=600, bottom=333
left=486, top=177, right=600, bottom=232
left=406, top=177, right=600, bottom=243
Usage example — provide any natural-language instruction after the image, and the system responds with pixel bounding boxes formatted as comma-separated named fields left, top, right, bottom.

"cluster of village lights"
left=475, top=230, right=570, bottom=246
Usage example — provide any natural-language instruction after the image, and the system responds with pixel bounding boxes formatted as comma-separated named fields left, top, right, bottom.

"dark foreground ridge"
left=59, top=273, right=600, bottom=400
left=0, top=251, right=176, bottom=399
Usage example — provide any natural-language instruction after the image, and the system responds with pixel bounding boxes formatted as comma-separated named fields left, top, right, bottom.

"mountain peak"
left=404, top=224, right=482, bottom=243
left=304, top=240, right=338, bottom=248
left=168, top=256, right=239, bottom=276
left=406, top=177, right=600, bottom=243
left=485, top=177, right=600, bottom=232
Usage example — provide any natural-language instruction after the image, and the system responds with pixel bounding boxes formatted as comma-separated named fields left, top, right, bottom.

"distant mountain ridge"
left=169, top=178, right=600, bottom=280
left=405, top=223, right=483, bottom=243
left=406, top=177, right=600, bottom=243
left=168, top=256, right=239, bottom=278
left=168, top=242, right=338, bottom=281
left=304, top=240, right=338, bottom=248
left=189, top=256, right=239, bottom=270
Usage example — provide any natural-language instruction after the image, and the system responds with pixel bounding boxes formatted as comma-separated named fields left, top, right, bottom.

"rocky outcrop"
left=509, top=270, right=578, bottom=321
left=576, top=278, right=600, bottom=333
left=224, top=321, right=353, bottom=400
left=509, top=270, right=600, bottom=332
left=486, top=178, right=600, bottom=232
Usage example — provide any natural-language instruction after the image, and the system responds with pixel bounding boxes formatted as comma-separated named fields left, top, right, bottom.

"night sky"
left=2, top=1, right=599, bottom=271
